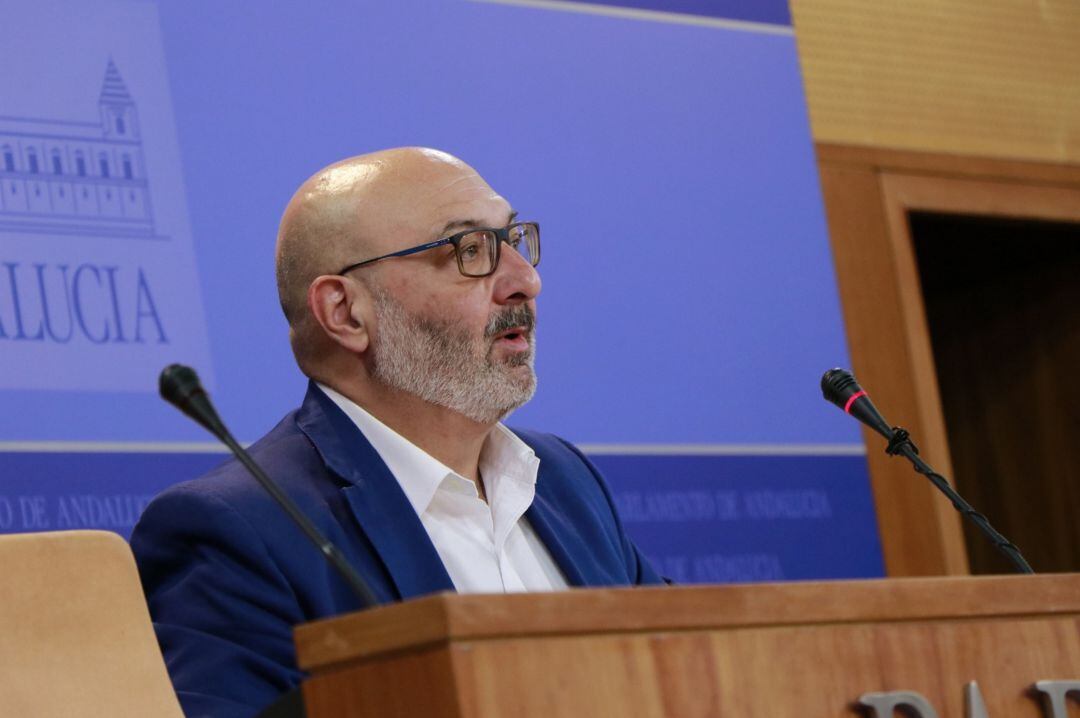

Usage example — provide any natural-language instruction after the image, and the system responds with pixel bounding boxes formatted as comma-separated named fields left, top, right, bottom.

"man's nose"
left=493, top=244, right=541, bottom=304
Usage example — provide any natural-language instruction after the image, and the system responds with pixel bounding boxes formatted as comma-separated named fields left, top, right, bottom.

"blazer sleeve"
left=130, top=485, right=306, bottom=718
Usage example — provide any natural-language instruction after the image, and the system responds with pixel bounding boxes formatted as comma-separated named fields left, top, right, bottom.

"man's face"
left=359, top=159, right=542, bottom=423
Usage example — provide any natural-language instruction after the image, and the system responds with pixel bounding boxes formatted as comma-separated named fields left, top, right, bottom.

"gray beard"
left=368, top=288, right=537, bottom=425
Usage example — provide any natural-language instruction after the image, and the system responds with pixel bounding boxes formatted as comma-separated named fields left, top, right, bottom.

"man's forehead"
left=400, top=170, right=510, bottom=239
left=436, top=208, right=519, bottom=237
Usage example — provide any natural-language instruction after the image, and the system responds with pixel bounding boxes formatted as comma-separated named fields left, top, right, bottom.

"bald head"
left=275, top=147, right=507, bottom=372
left=276, top=148, right=479, bottom=323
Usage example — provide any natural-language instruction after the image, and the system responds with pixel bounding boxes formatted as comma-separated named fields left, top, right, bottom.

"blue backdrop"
left=0, top=0, right=883, bottom=582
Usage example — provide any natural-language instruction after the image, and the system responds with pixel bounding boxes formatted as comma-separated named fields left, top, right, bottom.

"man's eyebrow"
left=438, top=209, right=518, bottom=237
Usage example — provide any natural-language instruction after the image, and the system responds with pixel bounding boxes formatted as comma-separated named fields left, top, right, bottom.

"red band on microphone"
left=844, top=390, right=867, bottom=414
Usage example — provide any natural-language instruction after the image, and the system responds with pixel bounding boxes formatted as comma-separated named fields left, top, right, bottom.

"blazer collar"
left=295, top=382, right=454, bottom=601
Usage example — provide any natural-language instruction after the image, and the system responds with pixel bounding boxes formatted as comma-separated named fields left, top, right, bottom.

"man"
left=131, top=148, right=663, bottom=718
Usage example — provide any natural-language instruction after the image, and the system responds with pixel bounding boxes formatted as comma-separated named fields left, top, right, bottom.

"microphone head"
left=821, top=368, right=861, bottom=409
left=159, top=364, right=226, bottom=439
left=160, top=363, right=203, bottom=406
left=820, top=367, right=893, bottom=440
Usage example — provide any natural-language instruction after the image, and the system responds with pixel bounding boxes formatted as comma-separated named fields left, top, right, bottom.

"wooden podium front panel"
left=297, top=576, right=1080, bottom=718
left=301, top=645, right=463, bottom=718
left=440, top=619, right=1079, bottom=717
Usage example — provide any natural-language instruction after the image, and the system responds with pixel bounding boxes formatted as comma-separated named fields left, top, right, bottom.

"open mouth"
left=494, top=326, right=530, bottom=350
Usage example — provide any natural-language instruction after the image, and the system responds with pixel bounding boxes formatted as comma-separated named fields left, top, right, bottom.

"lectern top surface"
left=294, top=573, right=1080, bottom=672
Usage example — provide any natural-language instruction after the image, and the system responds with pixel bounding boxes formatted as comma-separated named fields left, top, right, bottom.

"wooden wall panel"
left=790, top=0, right=1080, bottom=164
left=816, top=162, right=968, bottom=576
left=814, top=144, right=1080, bottom=576
left=791, top=0, right=1080, bottom=574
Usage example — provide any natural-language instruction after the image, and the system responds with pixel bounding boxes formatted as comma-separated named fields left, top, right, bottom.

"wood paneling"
left=449, top=619, right=1079, bottom=718
left=296, top=578, right=1080, bottom=718
left=295, top=575, right=1080, bottom=668
left=790, top=0, right=1080, bottom=164
left=816, top=161, right=968, bottom=576
left=817, top=144, right=1080, bottom=187
left=792, top=0, right=1080, bottom=574
left=813, top=145, right=1080, bottom=575
left=302, top=646, right=463, bottom=718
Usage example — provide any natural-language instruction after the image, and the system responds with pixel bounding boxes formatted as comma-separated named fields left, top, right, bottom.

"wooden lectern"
left=294, top=575, right=1080, bottom=717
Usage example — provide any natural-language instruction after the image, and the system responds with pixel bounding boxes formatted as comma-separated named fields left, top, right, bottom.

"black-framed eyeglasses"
left=337, top=221, right=540, bottom=278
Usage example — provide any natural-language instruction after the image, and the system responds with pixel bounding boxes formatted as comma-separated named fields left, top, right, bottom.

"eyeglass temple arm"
left=338, top=238, right=454, bottom=275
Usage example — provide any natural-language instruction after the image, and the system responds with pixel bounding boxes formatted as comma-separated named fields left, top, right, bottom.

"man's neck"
left=325, top=378, right=492, bottom=485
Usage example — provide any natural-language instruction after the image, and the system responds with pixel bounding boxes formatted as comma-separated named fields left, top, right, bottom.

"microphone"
left=820, top=368, right=892, bottom=441
left=159, top=364, right=379, bottom=608
left=159, top=364, right=228, bottom=439
left=820, top=367, right=1033, bottom=574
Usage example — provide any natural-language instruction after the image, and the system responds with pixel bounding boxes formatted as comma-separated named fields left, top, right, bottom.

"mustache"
left=484, top=304, right=536, bottom=339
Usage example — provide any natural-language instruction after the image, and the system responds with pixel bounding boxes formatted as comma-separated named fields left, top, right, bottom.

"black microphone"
left=820, top=367, right=1034, bottom=574
left=820, top=368, right=893, bottom=441
left=160, top=364, right=228, bottom=438
left=159, top=364, right=380, bottom=608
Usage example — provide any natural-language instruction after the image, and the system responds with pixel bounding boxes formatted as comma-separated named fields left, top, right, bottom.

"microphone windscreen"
left=821, top=367, right=894, bottom=440
left=821, top=368, right=860, bottom=409
left=159, top=363, right=202, bottom=406
left=158, top=364, right=225, bottom=439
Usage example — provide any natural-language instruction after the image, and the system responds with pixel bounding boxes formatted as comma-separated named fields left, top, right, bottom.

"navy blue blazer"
left=131, top=383, right=663, bottom=718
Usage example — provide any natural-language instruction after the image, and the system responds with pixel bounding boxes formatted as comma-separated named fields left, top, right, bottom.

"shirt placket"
left=487, top=462, right=536, bottom=593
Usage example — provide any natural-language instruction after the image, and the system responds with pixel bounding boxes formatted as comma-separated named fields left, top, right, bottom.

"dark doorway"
left=911, top=212, right=1080, bottom=574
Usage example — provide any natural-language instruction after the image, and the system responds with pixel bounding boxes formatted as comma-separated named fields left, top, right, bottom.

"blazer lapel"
left=526, top=461, right=615, bottom=588
left=296, top=383, right=454, bottom=600
left=526, top=493, right=588, bottom=586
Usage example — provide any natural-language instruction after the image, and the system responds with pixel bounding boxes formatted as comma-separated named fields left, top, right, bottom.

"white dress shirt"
left=317, top=384, right=568, bottom=593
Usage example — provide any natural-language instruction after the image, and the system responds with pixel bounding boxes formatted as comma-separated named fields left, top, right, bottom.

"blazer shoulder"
left=133, top=410, right=342, bottom=559
left=178, top=410, right=331, bottom=501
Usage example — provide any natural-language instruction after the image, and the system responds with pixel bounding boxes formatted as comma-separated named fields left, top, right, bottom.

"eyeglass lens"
left=457, top=223, right=540, bottom=277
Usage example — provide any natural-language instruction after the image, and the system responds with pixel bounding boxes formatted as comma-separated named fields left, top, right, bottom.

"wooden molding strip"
left=295, top=574, right=1080, bottom=670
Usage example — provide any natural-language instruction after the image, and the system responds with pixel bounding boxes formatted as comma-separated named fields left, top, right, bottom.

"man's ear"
left=307, top=275, right=370, bottom=354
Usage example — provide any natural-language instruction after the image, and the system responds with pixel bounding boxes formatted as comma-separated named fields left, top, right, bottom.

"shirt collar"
left=315, top=383, right=538, bottom=516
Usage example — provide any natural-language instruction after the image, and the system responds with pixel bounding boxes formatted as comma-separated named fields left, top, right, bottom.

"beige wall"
left=790, top=0, right=1080, bottom=163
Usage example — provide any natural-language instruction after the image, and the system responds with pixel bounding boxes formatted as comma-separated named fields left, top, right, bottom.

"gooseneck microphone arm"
left=159, top=364, right=380, bottom=608
left=821, top=368, right=1034, bottom=575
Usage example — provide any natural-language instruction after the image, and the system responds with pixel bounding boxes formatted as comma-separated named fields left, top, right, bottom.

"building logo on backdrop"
left=1, top=61, right=157, bottom=240
left=0, top=23, right=213, bottom=393
left=0, top=61, right=166, bottom=348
